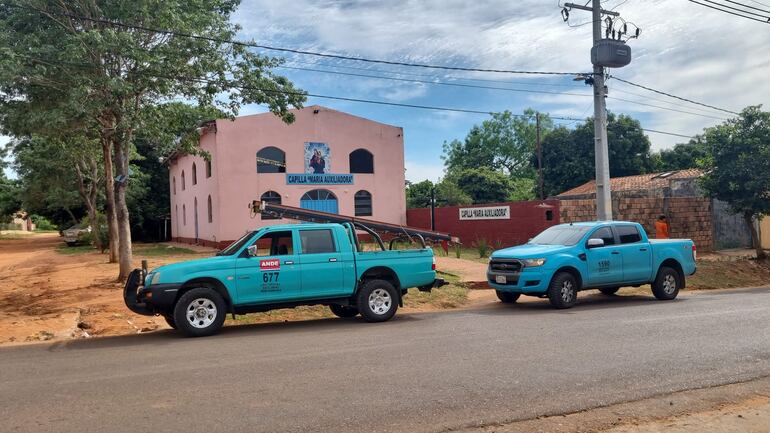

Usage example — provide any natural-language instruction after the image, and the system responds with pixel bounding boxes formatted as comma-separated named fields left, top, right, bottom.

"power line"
left=608, top=75, right=741, bottom=115
left=640, top=129, right=695, bottom=139
left=607, top=97, right=729, bottom=120
left=5, top=2, right=586, bottom=77
left=702, top=0, right=770, bottom=17
left=688, top=0, right=770, bottom=24
left=278, top=65, right=593, bottom=97
left=723, top=0, right=770, bottom=14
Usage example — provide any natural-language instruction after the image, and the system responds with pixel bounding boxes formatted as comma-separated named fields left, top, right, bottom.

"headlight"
left=150, top=272, right=161, bottom=285
left=523, top=258, right=547, bottom=267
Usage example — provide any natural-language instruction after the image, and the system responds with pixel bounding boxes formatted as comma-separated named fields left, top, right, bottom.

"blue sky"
left=4, top=0, right=769, bottom=182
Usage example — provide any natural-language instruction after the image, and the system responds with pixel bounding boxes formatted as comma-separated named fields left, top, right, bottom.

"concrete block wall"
left=560, top=197, right=713, bottom=250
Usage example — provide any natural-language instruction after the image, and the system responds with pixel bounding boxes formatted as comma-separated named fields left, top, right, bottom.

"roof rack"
left=250, top=201, right=458, bottom=245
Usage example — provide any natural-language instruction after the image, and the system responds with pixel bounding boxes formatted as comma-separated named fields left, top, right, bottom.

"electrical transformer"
left=591, top=39, right=631, bottom=68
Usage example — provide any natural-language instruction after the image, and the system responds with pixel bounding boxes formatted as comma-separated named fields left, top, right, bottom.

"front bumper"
left=486, top=266, right=550, bottom=294
left=123, top=269, right=181, bottom=316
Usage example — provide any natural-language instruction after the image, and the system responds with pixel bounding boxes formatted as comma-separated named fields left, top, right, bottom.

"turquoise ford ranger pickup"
left=124, top=222, right=442, bottom=337
left=487, top=221, right=697, bottom=309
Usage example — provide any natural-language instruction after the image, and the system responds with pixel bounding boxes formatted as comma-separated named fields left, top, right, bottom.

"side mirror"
left=587, top=238, right=605, bottom=249
left=246, top=245, right=258, bottom=257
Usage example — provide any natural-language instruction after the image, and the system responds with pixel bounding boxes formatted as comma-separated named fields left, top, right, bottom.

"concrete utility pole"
left=563, top=1, right=621, bottom=221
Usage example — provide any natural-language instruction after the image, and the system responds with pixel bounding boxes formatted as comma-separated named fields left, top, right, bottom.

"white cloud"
left=235, top=0, right=770, bottom=150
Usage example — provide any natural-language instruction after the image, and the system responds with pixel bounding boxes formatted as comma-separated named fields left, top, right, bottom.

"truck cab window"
left=589, top=227, right=615, bottom=246
left=253, top=231, right=294, bottom=256
left=616, top=225, right=642, bottom=244
left=300, top=229, right=336, bottom=254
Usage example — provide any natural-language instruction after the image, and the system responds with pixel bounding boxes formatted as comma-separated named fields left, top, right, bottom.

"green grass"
left=433, top=246, right=492, bottom=264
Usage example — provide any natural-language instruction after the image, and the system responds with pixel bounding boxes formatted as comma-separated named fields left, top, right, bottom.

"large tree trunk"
left=744, top=212, right=766, bottom=260
left=113, top=137, right=133, bottom=281
left=101, top=137, right=119, bottom=263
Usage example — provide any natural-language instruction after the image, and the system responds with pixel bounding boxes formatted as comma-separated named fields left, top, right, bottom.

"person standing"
left=655, top=215, right=670, bottom=239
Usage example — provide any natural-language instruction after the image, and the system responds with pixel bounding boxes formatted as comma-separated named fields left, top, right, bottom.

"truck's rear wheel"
left=547, top=272, right=578, bottom=309
left=599, top=287, right=620, bottom=295
left=496, top=290, right=521, bottom=303
left=356, top=279, right=398, bottom=323
left=652, top=266, right=680, bottom=300
left=329, top=304, right=358, bottom=318
left=173, top=287, right=226, bottom=337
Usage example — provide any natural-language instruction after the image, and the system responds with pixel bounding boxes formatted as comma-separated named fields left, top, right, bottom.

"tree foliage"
left=451, top=168, right=511, bottom=204
left=700, top=106, right=770, bottom=259
left=540, top=113, right=654, bottom=197
left=406, top=179, right=472, bottom=209
left=652, top=137, right=707, bottom=171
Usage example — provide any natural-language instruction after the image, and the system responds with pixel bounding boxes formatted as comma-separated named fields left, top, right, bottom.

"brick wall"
left=560, top=197, right=713, bottom=250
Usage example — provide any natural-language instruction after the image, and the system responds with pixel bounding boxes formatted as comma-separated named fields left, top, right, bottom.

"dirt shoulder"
left=456, top=375, right=770, bottom=433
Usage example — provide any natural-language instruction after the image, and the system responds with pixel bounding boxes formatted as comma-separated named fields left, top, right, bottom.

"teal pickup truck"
left=487, top=221, right=697, bottom=309
left=124, top=222, right=442, bottom=337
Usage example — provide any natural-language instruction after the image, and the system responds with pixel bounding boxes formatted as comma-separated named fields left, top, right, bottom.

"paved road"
left=2, top=289, right=769, bottom=433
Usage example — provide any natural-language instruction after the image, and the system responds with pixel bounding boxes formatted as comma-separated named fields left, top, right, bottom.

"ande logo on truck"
left=259, top=259, right=280, bottom=271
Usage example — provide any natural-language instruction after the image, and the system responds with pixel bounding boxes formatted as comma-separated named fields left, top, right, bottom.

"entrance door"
left=300, top=189, right=338, bottom=214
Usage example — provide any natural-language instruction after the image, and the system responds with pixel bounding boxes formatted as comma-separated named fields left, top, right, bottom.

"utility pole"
left=430, top=186, right=436, bottom=231
left=536, top=112, right=543, bottom=200
left=563, top=1, right=628, bottom=221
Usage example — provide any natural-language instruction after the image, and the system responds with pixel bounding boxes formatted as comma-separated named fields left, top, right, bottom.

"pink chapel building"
left=167, top=105, right=407, bottom=248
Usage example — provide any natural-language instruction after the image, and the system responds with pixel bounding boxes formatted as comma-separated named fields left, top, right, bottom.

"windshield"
left=529, top=225, right=592, bottom=246
left=217, top=231, right=257, bottom=256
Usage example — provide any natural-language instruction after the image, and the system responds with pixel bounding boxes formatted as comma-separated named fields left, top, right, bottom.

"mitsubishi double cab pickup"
left=487, top=221, right=697, bottom=309
left=124, top=222, right=444, bottom=337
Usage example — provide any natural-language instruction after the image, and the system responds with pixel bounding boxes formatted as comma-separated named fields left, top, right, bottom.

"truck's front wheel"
left=173, top=287, right=227, bottom=337
left=357, top=279, right=398, bottom=322
left=652, top=266, right=681, bottom=300
left=547, top=272, right=578, bottom=309
left=329, top=304, right=359, bottom=318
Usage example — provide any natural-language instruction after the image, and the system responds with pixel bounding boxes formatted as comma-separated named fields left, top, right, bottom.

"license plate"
left=495, top=275, right=507, bottom=284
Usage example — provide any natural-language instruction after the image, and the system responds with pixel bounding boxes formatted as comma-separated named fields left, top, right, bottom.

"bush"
left=29, top=215, right=57, bottom=231
left=0, top=222, right=22, bottom=230
left=454, top=243, right=462, bottom=259
left=474, top=238, right=491, bottom=258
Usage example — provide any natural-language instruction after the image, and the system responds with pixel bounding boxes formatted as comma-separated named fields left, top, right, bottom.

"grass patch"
left=134, top=244, right=198, bottom=257
left=433, top=246, right=492, bottom=264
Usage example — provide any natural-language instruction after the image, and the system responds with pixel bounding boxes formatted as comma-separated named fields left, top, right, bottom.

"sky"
left=3, top=0, right=769, bottom=182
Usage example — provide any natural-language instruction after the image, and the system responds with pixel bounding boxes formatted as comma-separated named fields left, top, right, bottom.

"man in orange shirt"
left=655, top=215, right=670, bottom=239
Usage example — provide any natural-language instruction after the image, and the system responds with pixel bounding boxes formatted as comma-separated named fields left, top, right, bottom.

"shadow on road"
left=466, top=291, right=683, bottom=316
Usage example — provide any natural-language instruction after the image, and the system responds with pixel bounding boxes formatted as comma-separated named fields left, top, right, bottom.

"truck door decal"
left=260, top=259, right=280, bottom=271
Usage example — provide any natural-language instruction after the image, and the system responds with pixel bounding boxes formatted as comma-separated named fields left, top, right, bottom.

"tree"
left=452, top=168, right=511, bottom=204
left=444, top=109, right=553, bottom=178
left=1, top=1, right=305, bottom=279
left=540, top=113, right=655, bottom=197
left=406, top=179, right=472, bottom=209
left=700, top=106, right=770, bottom=259
left=653, top=137, right=707, bottom=171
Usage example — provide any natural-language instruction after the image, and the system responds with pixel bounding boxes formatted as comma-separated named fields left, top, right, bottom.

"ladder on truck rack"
left=250, top=200, right=458, bottom=249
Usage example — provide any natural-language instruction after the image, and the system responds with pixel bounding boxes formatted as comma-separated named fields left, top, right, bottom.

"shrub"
left=454, top=243, right=462, bottom=259
left=29, top=215, right=57, bottom=231
left=474, top=238, right=491, bottom=258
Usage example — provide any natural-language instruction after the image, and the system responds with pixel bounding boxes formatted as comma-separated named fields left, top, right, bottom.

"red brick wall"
left=559, top=197, right=713, bottom=250
left=406, top=200, right=560, bottom=247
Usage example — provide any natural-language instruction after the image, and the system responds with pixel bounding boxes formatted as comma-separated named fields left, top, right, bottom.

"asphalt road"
left=2, top=288, right=770, bottom=433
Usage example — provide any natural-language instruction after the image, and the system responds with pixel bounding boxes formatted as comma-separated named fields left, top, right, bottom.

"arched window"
left=183, top=204, right=187, bottom=225
left=206, top=159, right=212, bottom=178
left=207, top=195, right=213, bottom=223
left=181, top=170, right=186, bottom=191
left=354, top=190, right=373, bottom=216
left=172, top=176, right=176, bottom=195
left=192, top=163, right=197, bottom=185
left=349, top=149, right=374, bottom=173
left=261, top=191, right=282, bottom=220
left=257, top=147, right=286, bottom=173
